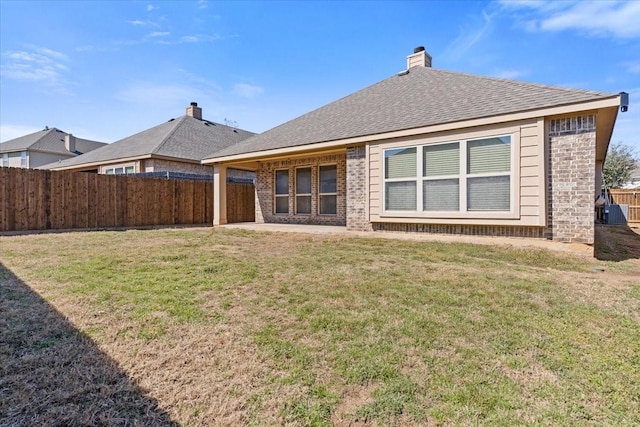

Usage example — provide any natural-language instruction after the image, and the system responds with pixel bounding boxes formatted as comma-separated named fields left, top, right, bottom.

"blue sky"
left=1, top=0, right=638, bottom=153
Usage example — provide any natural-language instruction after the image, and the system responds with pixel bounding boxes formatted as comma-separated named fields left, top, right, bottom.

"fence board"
left=227, top=182, right=255, bottom=223
left=0, top=168, right=224, bottom=232
left=609, top=189, right=640, bottom=223
left=0, top=168, right=6, bottom=231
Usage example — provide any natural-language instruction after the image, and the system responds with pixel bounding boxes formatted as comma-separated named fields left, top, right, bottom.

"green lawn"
left=1, top=228, right=639, bottom=426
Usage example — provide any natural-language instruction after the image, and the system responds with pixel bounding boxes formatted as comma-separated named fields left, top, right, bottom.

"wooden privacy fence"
left=227, top=182, right=255, bottom=223
left=0, top=168, right=255, bottom=232
left=609, top=189, right=640, bottom=223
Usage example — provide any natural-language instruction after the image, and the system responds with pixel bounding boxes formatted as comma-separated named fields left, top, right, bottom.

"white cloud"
left=498, top=0, right=640, bottom=39
left=0, top=124, right=43, bottom=143
left=0, top=47, right=71, bottom=94
left=198, top=0, right=208, bottom=9
left=444, top=9, right=495, bottom=60
left=147, top=4, right=157, bottom=12
left=493, top=69, right=528, bottom=79
left=127, top=19, right=145, bottom=25
left=180, top=35, right=200, bottom=43
left=234, top=83, right=264, bottom=98
left=148, top=31, right=170, bottom=38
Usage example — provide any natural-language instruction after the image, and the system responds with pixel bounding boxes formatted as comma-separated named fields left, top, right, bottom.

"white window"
left=1, top=153, right=8, bottom=167
left=384, top=147, right=417, bottom=211
left=295, top=167, right=312, bottom=215
left=319, top=165, right=337, bottom=215
left=383, top=135, right=512, bottom=214
left=106, top=165, right=135, bottom=175
left=20, top=152, right=27, bottom=167
left=466, top=136, right=511, bottom=211
left=274, top=169, right=289, bottom=214
left=423, top=142, right=460, bottom=211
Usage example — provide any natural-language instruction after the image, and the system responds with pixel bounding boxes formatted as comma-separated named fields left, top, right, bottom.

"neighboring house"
left=622, top=168, right=640, bottom=189
left=46, top=103, right=255, bottom=179
left=202, top=47, right=624, bottom=244
left=0, top=128, right=106, bottom=169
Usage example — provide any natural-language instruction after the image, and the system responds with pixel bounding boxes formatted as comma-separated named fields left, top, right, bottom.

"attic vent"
left=204, top=122, right=210, bottom=126
left=233, top=129, right=238, bottom=133
left=168, top=118, right=175, bottom=122
left=397, top=69, right=410, bottom=76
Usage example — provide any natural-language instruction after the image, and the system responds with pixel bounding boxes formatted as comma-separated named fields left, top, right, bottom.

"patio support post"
left=213, top=164, right=227, bottom=225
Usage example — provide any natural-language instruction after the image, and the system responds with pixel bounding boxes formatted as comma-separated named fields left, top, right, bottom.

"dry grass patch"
left=1, top=227, right=639, bottom=426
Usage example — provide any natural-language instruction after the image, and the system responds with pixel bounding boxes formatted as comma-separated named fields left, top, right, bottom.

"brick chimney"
left=186, top=102, right=202, bottom=120
left=407, top=46, right=432, bottom=69
left=64, top=134, right=76, bottom=153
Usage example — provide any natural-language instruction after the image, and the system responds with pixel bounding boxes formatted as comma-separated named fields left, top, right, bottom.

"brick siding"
left=255, top=153, right=346, bottom=225
left=372, top=223, right=545, bottom=238
left=346, top=146, right=373, bottom=231
left=546, top=115, right=596, bottom=243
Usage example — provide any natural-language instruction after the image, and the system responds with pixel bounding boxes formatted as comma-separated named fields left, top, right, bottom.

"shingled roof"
left=46, top=115, right=255, bottom=169
left=207, top=65, right=617, bottom=160
left=0, top=128, right=106, bottom=155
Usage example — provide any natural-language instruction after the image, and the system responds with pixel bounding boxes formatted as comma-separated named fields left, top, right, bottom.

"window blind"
left=385, top=181, right=416, bottom=210
left=423, top=179, right=460, bottom=211
left=424, top=143, right=459, bottom=177
left=467, top=176, right=510, bottom=211
left=385, top=148, right=416, bottom=179
left=467, top=137, right=510, bottom=174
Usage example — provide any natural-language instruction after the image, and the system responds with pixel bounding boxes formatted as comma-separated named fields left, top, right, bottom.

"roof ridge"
left=150, top=115, right=187, bottom=155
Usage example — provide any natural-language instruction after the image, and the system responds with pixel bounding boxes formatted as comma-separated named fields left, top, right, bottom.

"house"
left=202, top=47, right=624, bottom=244
left=46, top=103, right=255, bottom=179
left=0, top=128, right=106, bottom=169
left=622, top=167, right=640, bottom=189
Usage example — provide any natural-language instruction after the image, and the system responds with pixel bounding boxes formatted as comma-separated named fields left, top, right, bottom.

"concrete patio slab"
left=217, top=222, right=595, bottom=256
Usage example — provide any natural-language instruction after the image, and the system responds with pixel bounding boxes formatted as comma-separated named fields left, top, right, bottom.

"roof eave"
left=203, top=95, right=622, bottom=164
left=50, top=153, right=205, bottom=171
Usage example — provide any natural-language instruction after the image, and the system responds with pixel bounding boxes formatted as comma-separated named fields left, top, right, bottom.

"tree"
left=603, top=142, right=639, bottom=188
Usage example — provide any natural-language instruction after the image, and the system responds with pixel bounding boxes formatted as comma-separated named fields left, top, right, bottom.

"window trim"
left=1, top=153, right=8, bottom=167
left=274, top=169, right=289, bottom=215
left=382, top=133, right=517, bottom=219
left=20, top=151, right=27, bottom=168
left=295, top=166, right=312, bottom=215
left=318, top=163, right=338, bottom=216
left=384, top=147, right=418, bottom=211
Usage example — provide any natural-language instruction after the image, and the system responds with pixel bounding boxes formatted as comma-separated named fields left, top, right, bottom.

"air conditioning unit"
left=605, top=204, right=629, bottom=225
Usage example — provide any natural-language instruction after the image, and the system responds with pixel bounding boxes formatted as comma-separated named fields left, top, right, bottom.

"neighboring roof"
left=0, top=128, right=106, bottom=155
left=45, top=115, right=255, bottom=169
left=207, top=66, right=617, bottom=159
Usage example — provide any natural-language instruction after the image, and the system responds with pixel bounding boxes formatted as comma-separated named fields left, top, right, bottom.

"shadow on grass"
left=0, top=263, right=178, bottom=426
left=595, top=224, right=640, bottom=262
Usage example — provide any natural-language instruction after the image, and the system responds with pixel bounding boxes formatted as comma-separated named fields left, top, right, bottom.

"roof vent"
left=414, top=46, right=425, bottom=53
